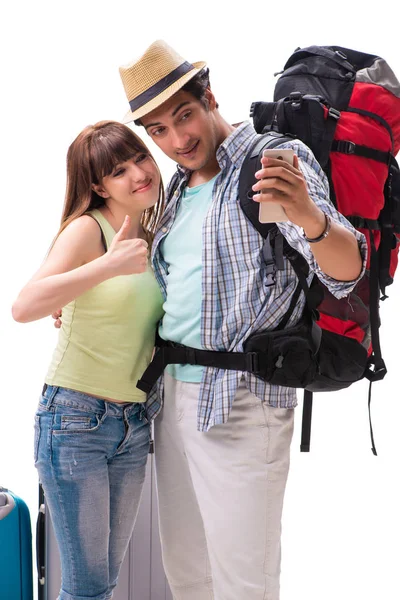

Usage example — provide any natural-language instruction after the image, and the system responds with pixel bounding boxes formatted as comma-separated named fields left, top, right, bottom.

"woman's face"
left=99, top=151, right=161, bottom=212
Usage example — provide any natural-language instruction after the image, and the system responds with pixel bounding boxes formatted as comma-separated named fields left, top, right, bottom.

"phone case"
left=258, top=149, right=294, bottom=223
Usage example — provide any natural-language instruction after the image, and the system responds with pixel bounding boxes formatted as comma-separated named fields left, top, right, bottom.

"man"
left=116, top=40, right=366, bottom=600
left=52, top=40, right=360, bottom=600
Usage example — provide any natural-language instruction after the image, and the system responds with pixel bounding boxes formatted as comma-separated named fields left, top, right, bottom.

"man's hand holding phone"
left=252, top=148, right=325, bottom=232
left=256, top=149, right=294, bottom=223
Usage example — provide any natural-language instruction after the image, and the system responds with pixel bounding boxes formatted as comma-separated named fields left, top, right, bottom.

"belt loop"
left=41, top=384, right=59, bottom=408
left=139, top=404, right=147, bottom=422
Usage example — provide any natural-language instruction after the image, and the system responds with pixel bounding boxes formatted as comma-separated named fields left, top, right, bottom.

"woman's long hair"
left=56, top=120, right=165, bottom=243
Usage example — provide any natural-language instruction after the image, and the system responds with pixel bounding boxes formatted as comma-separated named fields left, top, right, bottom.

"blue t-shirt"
left=159, top=175, right=218, bottom=381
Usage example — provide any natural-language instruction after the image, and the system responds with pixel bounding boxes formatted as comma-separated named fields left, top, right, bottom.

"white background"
left=1, top=2, right=399, bottom=599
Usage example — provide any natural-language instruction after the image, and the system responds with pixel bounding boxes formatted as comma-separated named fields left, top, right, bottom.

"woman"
left=12, top=121, right=165, bottom=600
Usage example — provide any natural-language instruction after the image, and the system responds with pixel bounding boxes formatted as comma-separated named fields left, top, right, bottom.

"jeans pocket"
left=34, top=415, right=41, bottom=463
left=52, top=406, right=101, bottom=434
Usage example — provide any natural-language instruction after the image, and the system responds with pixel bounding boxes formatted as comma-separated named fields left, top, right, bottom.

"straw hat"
left=119, top=40, right=207, bottom=123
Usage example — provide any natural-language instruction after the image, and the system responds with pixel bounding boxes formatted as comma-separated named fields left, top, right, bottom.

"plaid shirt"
left=146, top=122, right=367, bottom=431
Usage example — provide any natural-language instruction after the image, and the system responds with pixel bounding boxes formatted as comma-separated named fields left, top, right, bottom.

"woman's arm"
left=12, top=215, right=148, bottom=323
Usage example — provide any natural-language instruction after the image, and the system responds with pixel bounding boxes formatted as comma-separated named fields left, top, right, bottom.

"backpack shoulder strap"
left=239, top=132, right=295, bottom=237
left=239, top=131, right=318, bottom=326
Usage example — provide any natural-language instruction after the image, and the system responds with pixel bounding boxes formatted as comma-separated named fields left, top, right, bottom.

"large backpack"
left=239, top=45, right=400, bottom=454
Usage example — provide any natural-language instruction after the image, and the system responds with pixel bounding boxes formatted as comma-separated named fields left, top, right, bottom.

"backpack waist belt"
left=136, top=337, right=263, bottom=394
left=137, top=319, right=321, bottom=394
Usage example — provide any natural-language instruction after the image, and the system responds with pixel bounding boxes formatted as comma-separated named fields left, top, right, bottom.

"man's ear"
left=204, top=88, right=218, bottom=111
left=92, top=184, right=109, bottom=199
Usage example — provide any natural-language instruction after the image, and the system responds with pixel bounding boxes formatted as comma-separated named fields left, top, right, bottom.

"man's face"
left=140, top=90, right=219, bottom=172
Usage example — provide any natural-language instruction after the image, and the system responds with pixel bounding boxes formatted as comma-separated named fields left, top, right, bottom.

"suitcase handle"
left=0, top=491, right=15, bottom=520
left=36, top=486, right=46, bottom=590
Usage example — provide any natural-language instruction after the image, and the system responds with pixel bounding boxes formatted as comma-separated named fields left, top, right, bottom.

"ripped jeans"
left=34, top=385, right=150, bottom=600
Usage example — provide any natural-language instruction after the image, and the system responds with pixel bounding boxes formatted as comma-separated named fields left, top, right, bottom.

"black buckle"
left=336, top=140, right=356, bottom=154
left=289, top=91, right=303, bottom=102
left=372, top=366, right=387, bottom=382
left=365, top=363, right=387, bottom=382
left=185, top=347, right=197, bottom=365
left=288, top=91, right=304, bottom=110
left=246, top=352, right=260, bottom=374
left=328, top=107, right=341, bottom=120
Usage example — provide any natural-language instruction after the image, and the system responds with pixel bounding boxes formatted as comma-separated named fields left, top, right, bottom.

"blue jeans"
left=34, top=385, right=150, bottom=600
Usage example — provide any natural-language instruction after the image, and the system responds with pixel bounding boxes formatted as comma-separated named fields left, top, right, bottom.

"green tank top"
left=45, top=209, right=164, bottom=403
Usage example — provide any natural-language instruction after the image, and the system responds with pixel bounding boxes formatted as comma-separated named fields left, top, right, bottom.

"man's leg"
left=155, top=374, right=294, bottom=600
left=154, top=373, right=214, bottom=600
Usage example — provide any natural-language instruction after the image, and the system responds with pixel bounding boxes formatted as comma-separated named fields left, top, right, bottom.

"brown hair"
left=56, top=120, right=164, bottom=242
left=181, top=68, right=219, bottom=109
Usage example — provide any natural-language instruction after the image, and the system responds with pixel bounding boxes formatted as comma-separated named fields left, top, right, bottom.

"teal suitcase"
left=0, top=487, right=33, bottom=600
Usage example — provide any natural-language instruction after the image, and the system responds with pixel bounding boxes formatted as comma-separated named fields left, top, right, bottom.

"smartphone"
left=258, top=148, right=294, bottom=223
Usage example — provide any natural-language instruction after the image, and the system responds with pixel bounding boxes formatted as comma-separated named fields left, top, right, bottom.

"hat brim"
left=123, top=60, right=207, bottom=123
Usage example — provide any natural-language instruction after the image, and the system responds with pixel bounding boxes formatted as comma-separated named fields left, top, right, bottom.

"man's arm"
left=252, top=142, right=365, bottom=286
